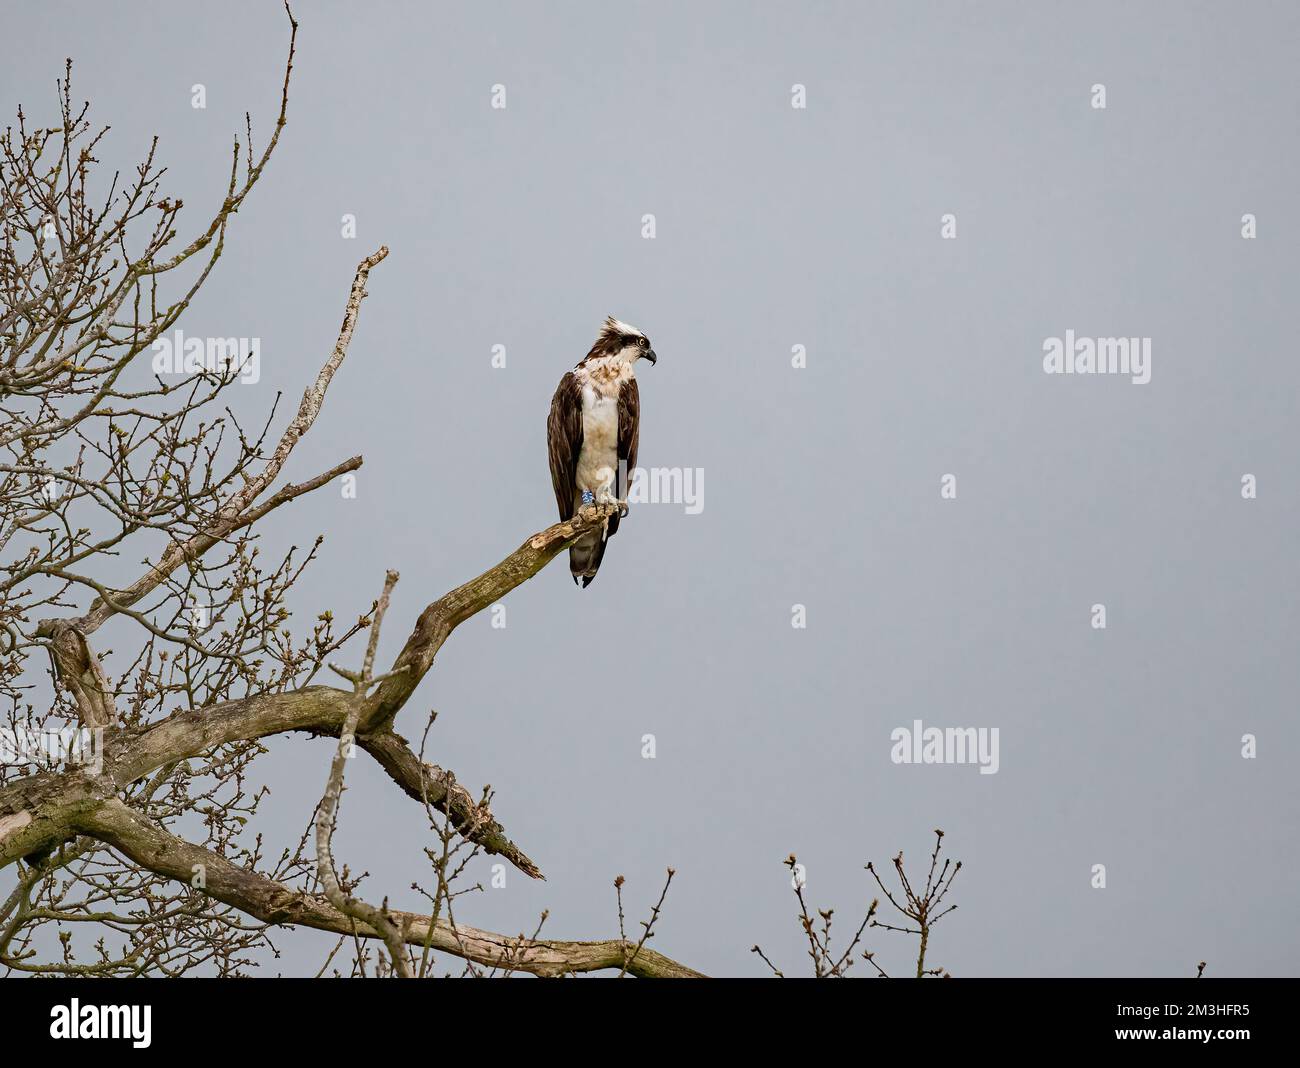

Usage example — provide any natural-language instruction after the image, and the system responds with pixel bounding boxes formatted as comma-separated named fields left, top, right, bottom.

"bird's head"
left=591, top=315, right=656, bottom=366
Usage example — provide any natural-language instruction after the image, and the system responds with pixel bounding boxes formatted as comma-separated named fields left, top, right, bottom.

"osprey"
left=547, top=316, right=657, bottom=586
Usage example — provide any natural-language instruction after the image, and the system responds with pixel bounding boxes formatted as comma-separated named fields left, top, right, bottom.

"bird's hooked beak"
left=641, top=348, right=657, bottom=366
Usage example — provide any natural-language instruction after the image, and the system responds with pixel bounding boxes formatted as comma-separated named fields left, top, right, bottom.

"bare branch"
left=78, top=798, right=704, bottom=978
left=363, top=502, right=623, bottom=730
left=0, top=684, right=538, bottom=878
left=72, top=248, right=389, bottom=638
left=314, top=571, right=410, bottom=975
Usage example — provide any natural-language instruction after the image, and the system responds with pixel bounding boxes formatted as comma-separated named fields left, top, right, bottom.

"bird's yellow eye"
left=638, top=337, right=648, bottom=348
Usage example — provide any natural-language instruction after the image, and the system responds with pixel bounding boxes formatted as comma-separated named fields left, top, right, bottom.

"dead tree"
left=0, top=8, right=701, bottom=978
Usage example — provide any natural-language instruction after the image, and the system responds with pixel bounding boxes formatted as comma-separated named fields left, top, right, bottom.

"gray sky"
left=5, top=0, right=1298, bottom=976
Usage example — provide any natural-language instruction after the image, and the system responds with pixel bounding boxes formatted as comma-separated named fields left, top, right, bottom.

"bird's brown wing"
left=547, top=371, right=584, bottom=520
left=617, top=378, right=640, bottom=498
left=607, top=377, right=640, bottom=538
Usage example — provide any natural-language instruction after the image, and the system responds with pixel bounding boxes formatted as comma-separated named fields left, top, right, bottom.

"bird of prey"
left=547, top=316, right=657, bottom=587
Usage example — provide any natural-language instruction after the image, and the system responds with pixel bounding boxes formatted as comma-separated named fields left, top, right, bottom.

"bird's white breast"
left=576, top=386, right=618, bottom=494
left=574, top=356, right=634, bottom=498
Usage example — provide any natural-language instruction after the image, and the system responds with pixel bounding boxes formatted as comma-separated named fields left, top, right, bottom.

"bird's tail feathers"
left=568, top=529, right=607, bottom=588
